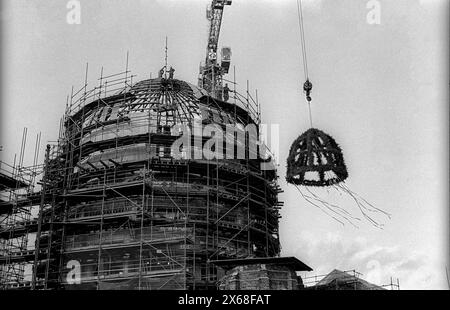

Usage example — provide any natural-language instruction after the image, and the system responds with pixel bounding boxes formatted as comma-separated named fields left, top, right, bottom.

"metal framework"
left=0, top=67, right=282, bottom=290
left=301, top=269, right=400, bottom=290
left=0, top=129, right=43, bottom=289
left=199, top=0, right=232, bottom=100
left=286, top=128, right=348, bottom=186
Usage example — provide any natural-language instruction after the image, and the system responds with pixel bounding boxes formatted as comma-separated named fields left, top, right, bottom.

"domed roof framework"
left=0, top=71, right=282, bottom=290
left=286, top=128, right=348, bottom=187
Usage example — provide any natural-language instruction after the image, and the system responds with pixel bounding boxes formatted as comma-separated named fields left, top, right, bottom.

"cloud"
left=293, top=231, right=448, bottom=289
left=419, top=0, right=445, bottom=5
left=153, top=0, right=205, bottom=8
left=240, top=0, right=322, bottom=12
left=301, top=0, right=322, bottom=11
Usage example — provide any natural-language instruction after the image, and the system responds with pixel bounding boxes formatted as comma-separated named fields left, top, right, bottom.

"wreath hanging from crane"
left=286, top=0, right=390, bottom=228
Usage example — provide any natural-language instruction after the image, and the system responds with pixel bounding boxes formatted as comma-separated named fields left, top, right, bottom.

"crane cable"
left=296, top=0, right=313, bottom=128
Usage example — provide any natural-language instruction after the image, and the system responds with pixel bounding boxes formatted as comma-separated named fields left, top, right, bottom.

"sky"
left=0, top=0, right=448, bottom=289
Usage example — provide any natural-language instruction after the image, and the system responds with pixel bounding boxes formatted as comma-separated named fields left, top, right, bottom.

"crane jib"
left=199, top=0, right=232, bottom=100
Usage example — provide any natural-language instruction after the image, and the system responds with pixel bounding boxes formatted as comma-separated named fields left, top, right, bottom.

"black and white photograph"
left=0, top=0, right=448, bottom=295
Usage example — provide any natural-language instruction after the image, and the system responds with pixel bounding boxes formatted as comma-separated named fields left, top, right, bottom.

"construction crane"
left=198, top=0, right=232, bottom=100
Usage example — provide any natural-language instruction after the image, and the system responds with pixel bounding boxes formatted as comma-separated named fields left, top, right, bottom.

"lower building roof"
left=210, top=256, right=313, bottom=272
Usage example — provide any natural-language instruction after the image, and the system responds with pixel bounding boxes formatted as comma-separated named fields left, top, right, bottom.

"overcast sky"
left=0, top=0, right=448, bottom=289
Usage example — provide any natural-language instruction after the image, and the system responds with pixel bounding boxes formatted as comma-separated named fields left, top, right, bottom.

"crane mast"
left=199, top=0, right=232, bottom=100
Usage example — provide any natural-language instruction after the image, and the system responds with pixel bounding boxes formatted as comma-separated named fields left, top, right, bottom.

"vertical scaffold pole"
left=246, top=80, right=251, bottom=257
left=96, top=169, right=107, bottom=290
left=32, top=144, right=51, bottom=290
left=138, top=166, right=146, bottom=290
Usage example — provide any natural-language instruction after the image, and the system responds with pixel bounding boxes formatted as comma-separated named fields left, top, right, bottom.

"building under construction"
left=0, top=0, right=399, bottom=291
left=0, top=0, right=288, bottom=290
left=0, top=61, right=286, bottom=290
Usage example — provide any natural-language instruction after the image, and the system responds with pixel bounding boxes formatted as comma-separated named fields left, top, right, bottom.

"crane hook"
left=303, top=79, right=312, bottom=102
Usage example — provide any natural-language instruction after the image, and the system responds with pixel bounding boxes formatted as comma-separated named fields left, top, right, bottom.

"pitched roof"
left=315, top=269, right=385, bottom=290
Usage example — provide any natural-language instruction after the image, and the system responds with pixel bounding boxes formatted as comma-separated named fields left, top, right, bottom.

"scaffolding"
left=0, top=66, right=282, bottom=290
left=0, top=129, right=43, bottom=288
left=301, top=269, right=400, bottom=290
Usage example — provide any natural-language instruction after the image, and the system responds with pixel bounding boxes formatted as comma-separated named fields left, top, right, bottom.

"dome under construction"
left=0, top=0, right=284, bottom=290
left=18, top=73, right=282, bottom=290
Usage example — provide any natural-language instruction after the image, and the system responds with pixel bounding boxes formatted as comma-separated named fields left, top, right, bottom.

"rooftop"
left=210, top=256, right=313, bottom=272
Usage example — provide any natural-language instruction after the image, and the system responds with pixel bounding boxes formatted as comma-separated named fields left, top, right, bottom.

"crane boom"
left=199, top=0, right=232, bottom=100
